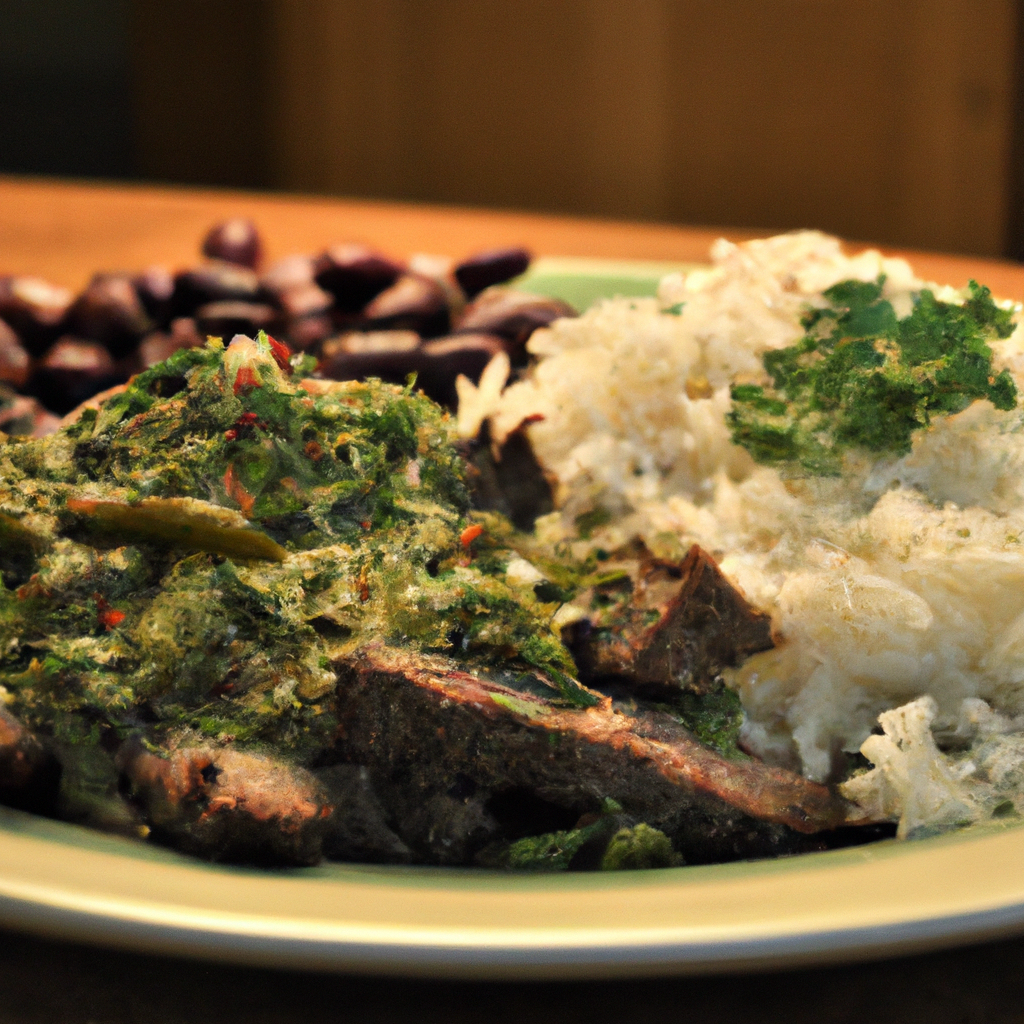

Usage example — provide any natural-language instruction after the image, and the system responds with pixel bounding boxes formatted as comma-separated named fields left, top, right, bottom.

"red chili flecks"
left=358, top=565, right=370, bottom=602
left=100, top=609, right=126, bottom=630
left=16, top=577, right=47, bottom=600
left=460, top=524, right=484, bottom=548
left=267, top=335, right=294, bottom=374
left=224, top=428, right=238, bottom=441
left=233, top=365, right=261, bottom=396
left=359, top=520, right=371, bottom=531
left=237, top=412, right=260, bottom=426
left=223, top=464, right=256, bottom=517
left=94, top=594, right=126, bottom=631
left=521, top=413, right=546, bottom=425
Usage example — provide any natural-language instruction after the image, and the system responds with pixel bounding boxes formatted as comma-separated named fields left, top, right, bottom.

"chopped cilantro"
left=727, top=277, right=1018, bottom=475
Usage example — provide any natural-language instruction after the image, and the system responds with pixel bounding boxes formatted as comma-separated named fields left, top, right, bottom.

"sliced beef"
left=315, top=763, right=411, bottom=864
left=116, top=742, right=331, bottom=866
left=0, top=708, right=60, bottom=814
left=459, top=420, right=555, bottom=531
left=332, top=645, right=849, bottom=865
left=564, top=544, right=773, bottom=695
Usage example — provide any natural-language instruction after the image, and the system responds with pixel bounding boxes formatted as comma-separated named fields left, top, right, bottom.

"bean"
left=319, top=330, right=423, bottom=386
left=283, top=313, right=334, bottom=353
left=362, top=274, right=449, bottom=338
left=313, top=244, right=404, bottom=313
left=0, top=276, right=72, bottom=356
left=455, top=290, right=575, bottom=363
left=0, top=389, right=60, bottom=438
left=201, top=219, right=264, bottom=270
left=454, top=246, right=531, bottom=299
left=273, top=282, right=333, bottom=320
left=137, top=317, right=205, bottom=368
left=194, top=301, right=277, bottom=341
left=63, top=273, right=153, bottom=358
left=29, top=338, right=123, bottom=415
left=0, top=318, right=30, bottom=390
left=261, top=254, right=316, bottom=294
left=133, top=265, right=175, bottom=326
left=417, top=333, right=506, bottom=407
left=170, top=264, right=260, bottom=319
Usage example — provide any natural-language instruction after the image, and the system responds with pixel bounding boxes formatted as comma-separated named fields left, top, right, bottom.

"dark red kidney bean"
left=137, top=317, right=205, bottom=369
left=454, top=246, right=531, bottom=299
left=261, top=253, right=316, bottom=294
left=313, top=244, right=404, bottom=313
left=194, top=301, right=277, bottom=341
left=29, top=338, right=123, bottom=415
left=201, top=219, right=264, bottom=270
left=134, top=265, right=175, bottom=326
left=454, top=290, right=576, bottom=363
left=0, top=276, right=73, bottom=356
left=63, top=273, right=154, bottom=358
left=32, top=406, right=63, bottom=437
left=170, top=264, right=260, bottom=319
left=318, top=331, right=423, bottom=386
left=0, top=318, right=30, bottom=390
left=284, top=312, right=334, bottom=353
left=274, top=282, right=333, bottom=320
left=362, top=274, right=449, bottom=338
left=416, top=333, right=506, bottom=407
left=0, top=390, right=61, bottom=437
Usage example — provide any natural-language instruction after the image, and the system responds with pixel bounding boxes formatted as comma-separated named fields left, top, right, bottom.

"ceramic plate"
left=3, top=257, right=1024, bottom=980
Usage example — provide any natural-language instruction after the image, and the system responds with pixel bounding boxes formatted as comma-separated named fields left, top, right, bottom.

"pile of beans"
left=0, top=219, right=577, bottom=436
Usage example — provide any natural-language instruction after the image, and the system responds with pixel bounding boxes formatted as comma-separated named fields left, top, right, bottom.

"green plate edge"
left=514, top=255, right=701, bottom=311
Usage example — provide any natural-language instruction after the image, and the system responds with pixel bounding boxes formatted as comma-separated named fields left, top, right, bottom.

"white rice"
left=476, top=230, right=1024, bottom=837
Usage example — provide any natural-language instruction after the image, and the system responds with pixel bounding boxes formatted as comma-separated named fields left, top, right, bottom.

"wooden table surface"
left=4, top=175, right=1024, bottom=300
left=3, top=176, right=1024, bottom=1024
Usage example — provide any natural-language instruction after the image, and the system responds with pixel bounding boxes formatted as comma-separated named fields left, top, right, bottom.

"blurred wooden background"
left=8, top=0, right=1023, bottom=258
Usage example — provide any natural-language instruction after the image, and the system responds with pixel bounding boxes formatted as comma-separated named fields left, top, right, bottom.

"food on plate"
left=2, top=228, right=1022, bottom=870
left=486, top=230, right=1024, bottom=840
left=0, top=329, right=850, bottom=866
left=0, top=222, right=568, bottom=420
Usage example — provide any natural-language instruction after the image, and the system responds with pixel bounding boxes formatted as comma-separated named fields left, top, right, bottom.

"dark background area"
left=4, top=924, right=1024, bottom=1024
left=0, top=0, right=132, bottom=179
left=1, top=0, right=1023, bottom=256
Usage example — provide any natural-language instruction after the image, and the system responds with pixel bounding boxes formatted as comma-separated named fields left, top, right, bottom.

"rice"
left=481, top=230, right=1024, bottom=837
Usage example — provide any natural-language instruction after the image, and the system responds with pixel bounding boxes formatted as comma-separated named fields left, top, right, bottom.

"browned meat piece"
left=333, top=645, right=849, bottom=865
left=564, top=544, right=773, bottom=695
left=116, top=742, right=332, bottom=866
left=0, top=708, right=60, bottom=814
left=459, top=421, right=555, bottom=531
left=315, top=764, right=412, bottom=864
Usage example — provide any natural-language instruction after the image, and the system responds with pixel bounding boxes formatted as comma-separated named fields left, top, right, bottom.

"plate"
left=4, top=258, right=1024, bottom=980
